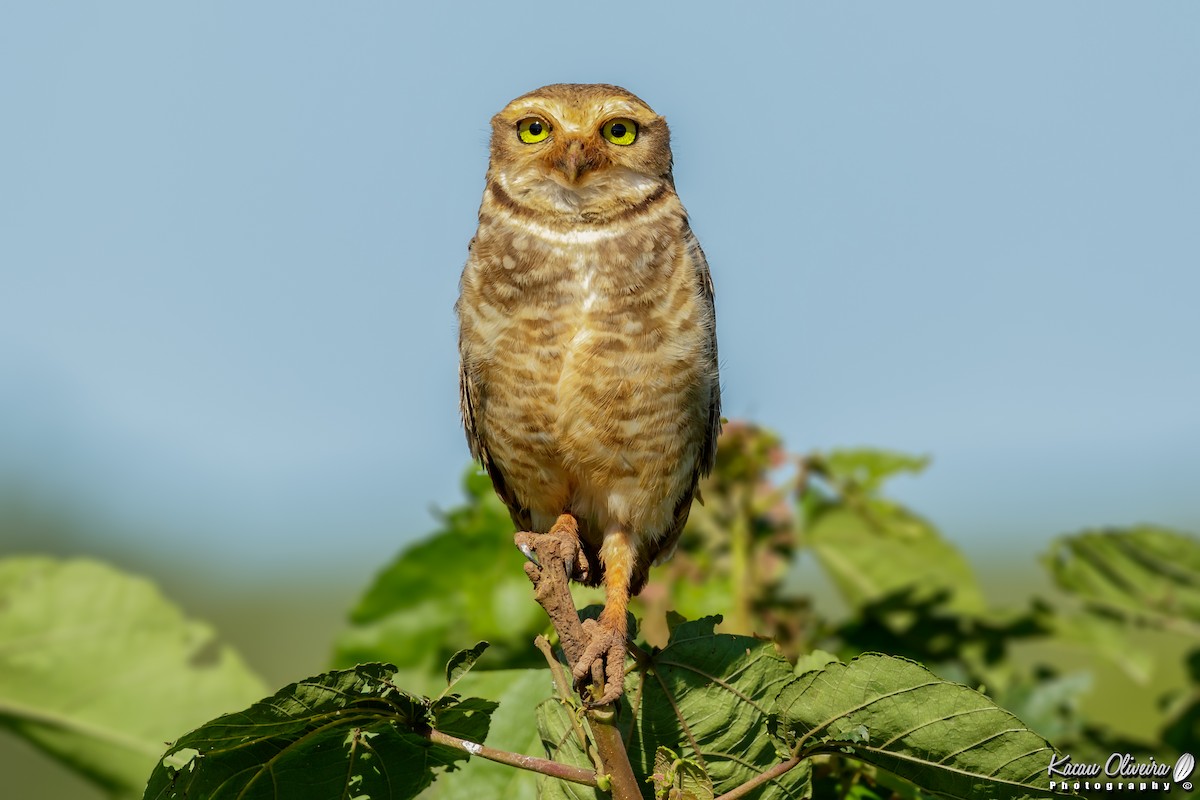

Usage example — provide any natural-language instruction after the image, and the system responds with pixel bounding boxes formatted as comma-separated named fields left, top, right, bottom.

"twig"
left=535, top=634, right=577, bottom=704
left=428, top=729, right=598, bottom=788
left=712, top=755, right=804, bottom=800
left=536, top=634, right=603, bottom=774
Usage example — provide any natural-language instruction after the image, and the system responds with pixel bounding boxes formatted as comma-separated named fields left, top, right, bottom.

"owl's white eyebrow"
left=508, top=101, right=644, bottom=131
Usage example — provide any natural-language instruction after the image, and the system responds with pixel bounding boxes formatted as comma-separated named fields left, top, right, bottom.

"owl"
left=456, top=84, right=720, bottom=705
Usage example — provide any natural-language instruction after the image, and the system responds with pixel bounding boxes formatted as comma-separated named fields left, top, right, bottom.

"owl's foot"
left=573, top=615, right=628, bottom=707
left=514, top=514, right=591, bottom=582
left=514, top=516, right=592, bottom=671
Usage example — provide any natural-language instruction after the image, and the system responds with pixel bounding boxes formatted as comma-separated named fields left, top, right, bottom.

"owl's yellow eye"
left=517, top=117, right=550, bottom=144
left=601, top=118, right=638, bottom=146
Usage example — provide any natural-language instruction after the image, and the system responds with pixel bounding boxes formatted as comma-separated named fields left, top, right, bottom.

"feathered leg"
left=573, top=527, right=633, bottom=706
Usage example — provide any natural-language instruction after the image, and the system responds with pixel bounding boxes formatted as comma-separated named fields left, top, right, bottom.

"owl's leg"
left=572, top=529, right=633, bottom=706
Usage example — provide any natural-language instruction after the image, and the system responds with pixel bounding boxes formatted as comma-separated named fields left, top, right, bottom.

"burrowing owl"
left=456, top=84, right=720, bottom=704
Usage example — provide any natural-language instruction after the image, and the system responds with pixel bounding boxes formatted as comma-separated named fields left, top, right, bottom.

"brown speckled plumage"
left=456, top=84, right=720, bottom=702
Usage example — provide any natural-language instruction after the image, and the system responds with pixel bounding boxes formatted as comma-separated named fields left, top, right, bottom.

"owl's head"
left=486, top=84, right=673, bottom=219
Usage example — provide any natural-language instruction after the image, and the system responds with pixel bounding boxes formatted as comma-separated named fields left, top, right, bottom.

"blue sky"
left=2, top=4, right=1197, bottom=577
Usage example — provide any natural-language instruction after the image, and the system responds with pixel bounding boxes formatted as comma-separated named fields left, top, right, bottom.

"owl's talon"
left=572, top=616, right=628, bottom=707
left=517, top=542, right=539, bottom=566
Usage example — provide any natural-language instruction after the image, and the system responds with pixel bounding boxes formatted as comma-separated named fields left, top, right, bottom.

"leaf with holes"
left=771, top=653, right=1057, bottom=800
left=143, top=663, right=495, bottom=800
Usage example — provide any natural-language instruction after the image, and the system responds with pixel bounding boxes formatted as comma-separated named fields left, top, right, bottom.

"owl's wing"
left=691, top=229, right=722, bottom=480
left=638, top=225, right=722, bottom=587
left=459, top=359, right=533, bottom=531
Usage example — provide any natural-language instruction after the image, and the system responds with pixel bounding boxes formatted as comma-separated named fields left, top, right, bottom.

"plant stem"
left=586, top=705, right=642, bottom=800
left=712, top=756, right=804, bottom=800
left=428, top=729, right=598, bottom=788
left=537, top=634, right=604, bottom=775
left=729, top=484, right=752, bottom=635
left=535, top=634, right=578, bottom=704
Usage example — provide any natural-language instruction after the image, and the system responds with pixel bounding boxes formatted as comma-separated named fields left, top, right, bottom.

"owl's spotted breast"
left=459, top=187, right=715, bottom=560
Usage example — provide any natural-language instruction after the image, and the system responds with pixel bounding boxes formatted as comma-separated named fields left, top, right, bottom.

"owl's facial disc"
left=488, top=85, right=673, bottom=217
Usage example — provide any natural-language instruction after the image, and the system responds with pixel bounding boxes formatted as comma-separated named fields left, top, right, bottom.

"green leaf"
left=0, top=557, right=265, bottom=797
left=815, top=449, right=931, bottom=496
left=536, top=699, right=604, bottom=800
left=1161, top=647, right=1200, bottom=754
left=992, top=670, right=1092, bottom=744
left=538, top=620, right=810, bottom=799
left=806, top=507, right=985, bottom=615
left=794, top=649, right=841, bottom=676
left=800, top=449, right=984, bottom=618
left=144, top=664, right=495, bottom=800
left=771, top=653, right=1057, bottom=800
left=651, top=746, right=713, bottom=800
left=433, top=695, right=500, bottom=748
left=333, top=470, right=548, bottom=679
left=442, top=641, right=490, bottom=697
left=1046, top=611, right=1154, bottom=685
left=1044, top=526, right=1200, bottom=636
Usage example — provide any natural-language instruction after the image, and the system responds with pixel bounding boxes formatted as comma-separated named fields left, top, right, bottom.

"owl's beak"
left=554, top=139, right=601, bottom=184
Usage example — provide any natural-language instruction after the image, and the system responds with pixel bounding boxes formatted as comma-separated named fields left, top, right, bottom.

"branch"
left=712, top=755, right=804, bottom=800
left=586, top=704, right=641, bottom=800
left=429, top=729, right=598, bottom=788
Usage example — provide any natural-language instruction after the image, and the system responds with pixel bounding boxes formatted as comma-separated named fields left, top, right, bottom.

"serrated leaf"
left=794, top=649, right=841, bottom=676
left=538, top=621, right=810, bottom=799
left=1044, top=526, right=1200, bottom=635
left=144, top=664, right=494, bottom=800
left=772, top=653, right=1057, bottom=800
left=0, top=557, right=265, bottom=797
left=992, top=671, right=1091, bottom=744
